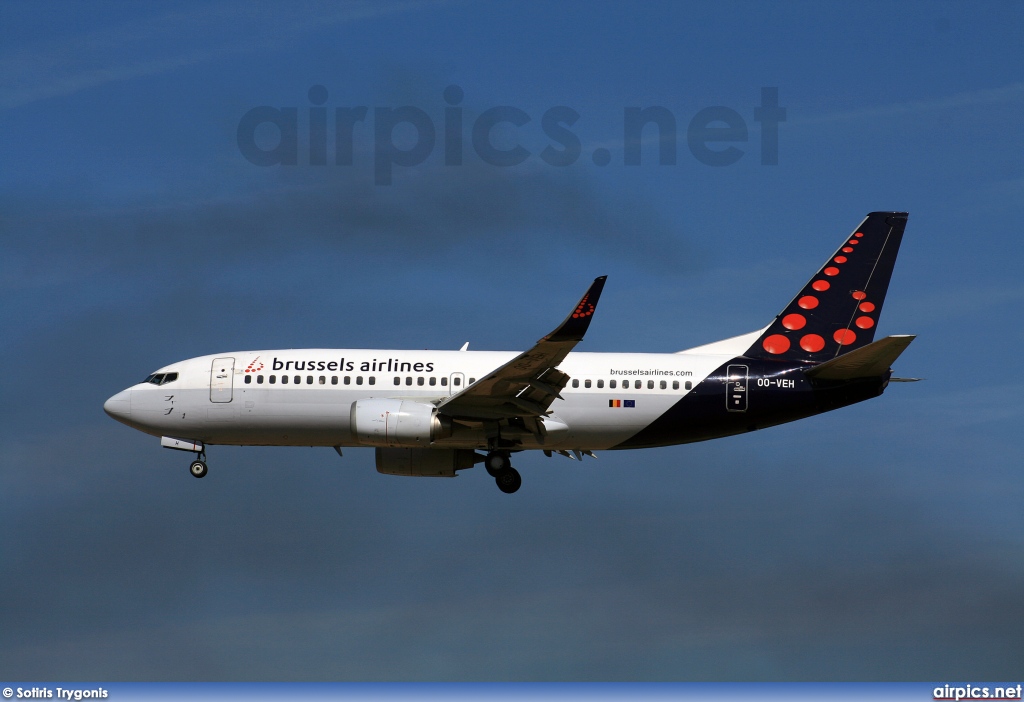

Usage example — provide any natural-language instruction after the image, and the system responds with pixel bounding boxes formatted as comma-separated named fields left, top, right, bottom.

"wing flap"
left=805, top=335, right=916, bottom=380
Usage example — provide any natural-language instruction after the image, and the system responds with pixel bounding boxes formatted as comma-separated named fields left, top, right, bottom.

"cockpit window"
left=143, top=372, right=178, bottom=386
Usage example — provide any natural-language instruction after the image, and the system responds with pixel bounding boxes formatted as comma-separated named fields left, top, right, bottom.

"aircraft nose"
left=103, top=389, right=132, bottom=424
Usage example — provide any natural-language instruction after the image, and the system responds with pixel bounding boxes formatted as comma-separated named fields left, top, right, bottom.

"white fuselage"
left=106, top=346, right=738, bottom=451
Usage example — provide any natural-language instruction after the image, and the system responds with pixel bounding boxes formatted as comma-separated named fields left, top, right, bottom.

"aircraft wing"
left=437, top=276, right=607, bottom=421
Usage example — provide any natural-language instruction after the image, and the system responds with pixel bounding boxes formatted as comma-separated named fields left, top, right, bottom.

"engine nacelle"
left=376, top=448, right=479, bottom=477
left=350, top=398, right=451, bottom=447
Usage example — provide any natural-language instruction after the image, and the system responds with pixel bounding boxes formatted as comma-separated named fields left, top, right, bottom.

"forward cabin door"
left=210, top=357, right=235, bottom=403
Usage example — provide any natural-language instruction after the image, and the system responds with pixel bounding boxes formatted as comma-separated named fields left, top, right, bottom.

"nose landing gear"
left=189, top=452, right=208, bottom=479
left=484, top=451, right=521, bottom=494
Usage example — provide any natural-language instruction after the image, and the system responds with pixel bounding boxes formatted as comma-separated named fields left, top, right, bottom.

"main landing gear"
left=189, top=452, right=208, bottom=479
left=484, top=451, right=521, bottom=494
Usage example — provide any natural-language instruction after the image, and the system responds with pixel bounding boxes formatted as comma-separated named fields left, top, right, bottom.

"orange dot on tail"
left=852, top=290, right=867, bottom=300
left=798, top=295, right=819, bottom=309
left=859, top=301, right=875, bottom=312
left=762, top=334, right=791, bottom=354
left=842, top=246, right=853, bottom=253
left=855, top=316, right=875, bottom=329
left=800, top=334, right=825, bottom=352
left=782, top=313, right=806, bottom=330
left=812, top=280, right=830, bottom=291
left=834, top=256, right=847, bottom=263
left=824, top=267, right=840, bottom=276
left=834, top=329, right=857, bottom=345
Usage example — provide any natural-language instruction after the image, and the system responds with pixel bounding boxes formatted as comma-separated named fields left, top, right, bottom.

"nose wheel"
left=189, top=453, right=208, bottom=479
left=485, top=451, right=521, bottom=493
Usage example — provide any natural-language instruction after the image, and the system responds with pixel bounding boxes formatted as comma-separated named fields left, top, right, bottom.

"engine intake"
left=350, top=398, right=452, bottom=447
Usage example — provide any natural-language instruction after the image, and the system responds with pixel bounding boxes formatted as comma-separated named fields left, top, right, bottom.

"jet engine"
left=350, top=398, right=452, bottom=447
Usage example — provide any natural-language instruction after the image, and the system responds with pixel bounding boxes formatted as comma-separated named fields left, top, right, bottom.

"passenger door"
left=210, top=357, right=235, bottom=403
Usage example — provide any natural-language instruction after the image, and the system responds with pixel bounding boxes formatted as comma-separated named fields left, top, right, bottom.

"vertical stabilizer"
left=744, top=212, right=908, bottom=363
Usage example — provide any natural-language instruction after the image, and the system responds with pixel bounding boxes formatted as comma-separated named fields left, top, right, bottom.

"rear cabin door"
left=210, top=357, right=235, bottom=403
left=726, top=364, right=748, bottom=412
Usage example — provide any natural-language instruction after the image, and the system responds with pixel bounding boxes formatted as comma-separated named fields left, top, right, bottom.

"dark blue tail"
left=744, top=212, right=908, bottom=363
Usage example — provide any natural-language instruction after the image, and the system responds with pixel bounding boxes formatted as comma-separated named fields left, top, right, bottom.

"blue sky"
left=1, top=0, right=1023, bottom=680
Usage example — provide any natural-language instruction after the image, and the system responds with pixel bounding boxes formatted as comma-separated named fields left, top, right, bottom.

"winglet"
left=542, top=276, right=607, bottom=343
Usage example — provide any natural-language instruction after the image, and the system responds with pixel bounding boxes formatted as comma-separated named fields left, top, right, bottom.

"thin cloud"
left=794, top=81, right=1024, bottom=126
left=0, top=1, right=435, bottom=110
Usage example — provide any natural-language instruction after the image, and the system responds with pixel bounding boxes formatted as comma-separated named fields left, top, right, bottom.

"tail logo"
left=759, top=225, right=888, bottom=357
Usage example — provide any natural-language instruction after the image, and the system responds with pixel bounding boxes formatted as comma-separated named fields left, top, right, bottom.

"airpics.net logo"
left=236, top=85, right=786, bottom=185
left=934, top=684, right=1023, bottom=701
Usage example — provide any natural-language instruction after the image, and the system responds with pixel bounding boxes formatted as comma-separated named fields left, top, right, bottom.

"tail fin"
left=744, top=211, right=908, bottom=362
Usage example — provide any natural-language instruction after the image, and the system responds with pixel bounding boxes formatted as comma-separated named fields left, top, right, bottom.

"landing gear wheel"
left=189, top=460, right=208, bottom=478
left=495, top=467, right=521, bottom=494
left=484, top=451, right=511, bottom=477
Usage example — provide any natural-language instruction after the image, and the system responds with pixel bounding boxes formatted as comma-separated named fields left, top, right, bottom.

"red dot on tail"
left=834, top=256, right=847, bottom=263
left=798, top=295, right=819, bottom=309
left=859, top=301, right=876, bottom=312
left=762, top=334, right=791, bottom=354
left=824, top=267, right=840, bottom=276
left=855, top=316, right=875, bottom=329
left=782, top=313, right=806, bottom=330
left=849, top=239, right=859, bottom=245
left=852, top=290, right=867, bottom=300
left=800, top=334, right=825, bottom=352
left=842, top=246, right=854, bottom=253
left=834, top=329, right=857, bottom=345
left=812, top=280, right=830, bottom=291
left=855, top=232, right=864, bottom=238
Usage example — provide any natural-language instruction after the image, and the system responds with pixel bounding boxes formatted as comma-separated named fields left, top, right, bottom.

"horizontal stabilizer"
left=805, top=335, right=915, bottom=380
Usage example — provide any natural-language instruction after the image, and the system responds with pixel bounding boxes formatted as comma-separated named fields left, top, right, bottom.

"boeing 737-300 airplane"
left=104, top=211, right=916, bottom=493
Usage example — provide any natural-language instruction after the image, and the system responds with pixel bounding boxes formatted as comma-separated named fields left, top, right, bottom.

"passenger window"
left=394, top=376, right=401, bottom=385
left=319, top=376, right=325, bottom=385
left=586, top=379, right=592, bottom=388
left=469, top=378, right=476, bottom=384
left=331, top=376, right=337, bottom=385
left=344, top=376, right=351, bottom=385
left=597, top=379, right=604, bottom=388
left=307, top=376, right=313, bottom=384
left=441, top=377, right=448, bottom=386
left=672, top=380, right=679, bottom=390
left=647, top=380, right=654, bottom=389
left=660, top=380, right=666, bottom=390
left=257, top=375, right=264, bottom=384
left=429, top=377, right=436, bottom=386
left=356, top=376, right=363, bottom=385
left=571, top=379, right=579, bottom=388
left=244, top=375, right=252, bottom=384
left=293, top=375, right=300, bottom=384
left=281, top=375, right=288, bottom=384
left=369, top=376, right=375, bottom=385
left=406, top=377, right=412, bottom=386
left=453, top=377, right=461, bottom=386
left=417, top=377, right=424, bottom=386
left=610, top=379, right=616, bottom=389
left=685, top=381, right=692, bottom=390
